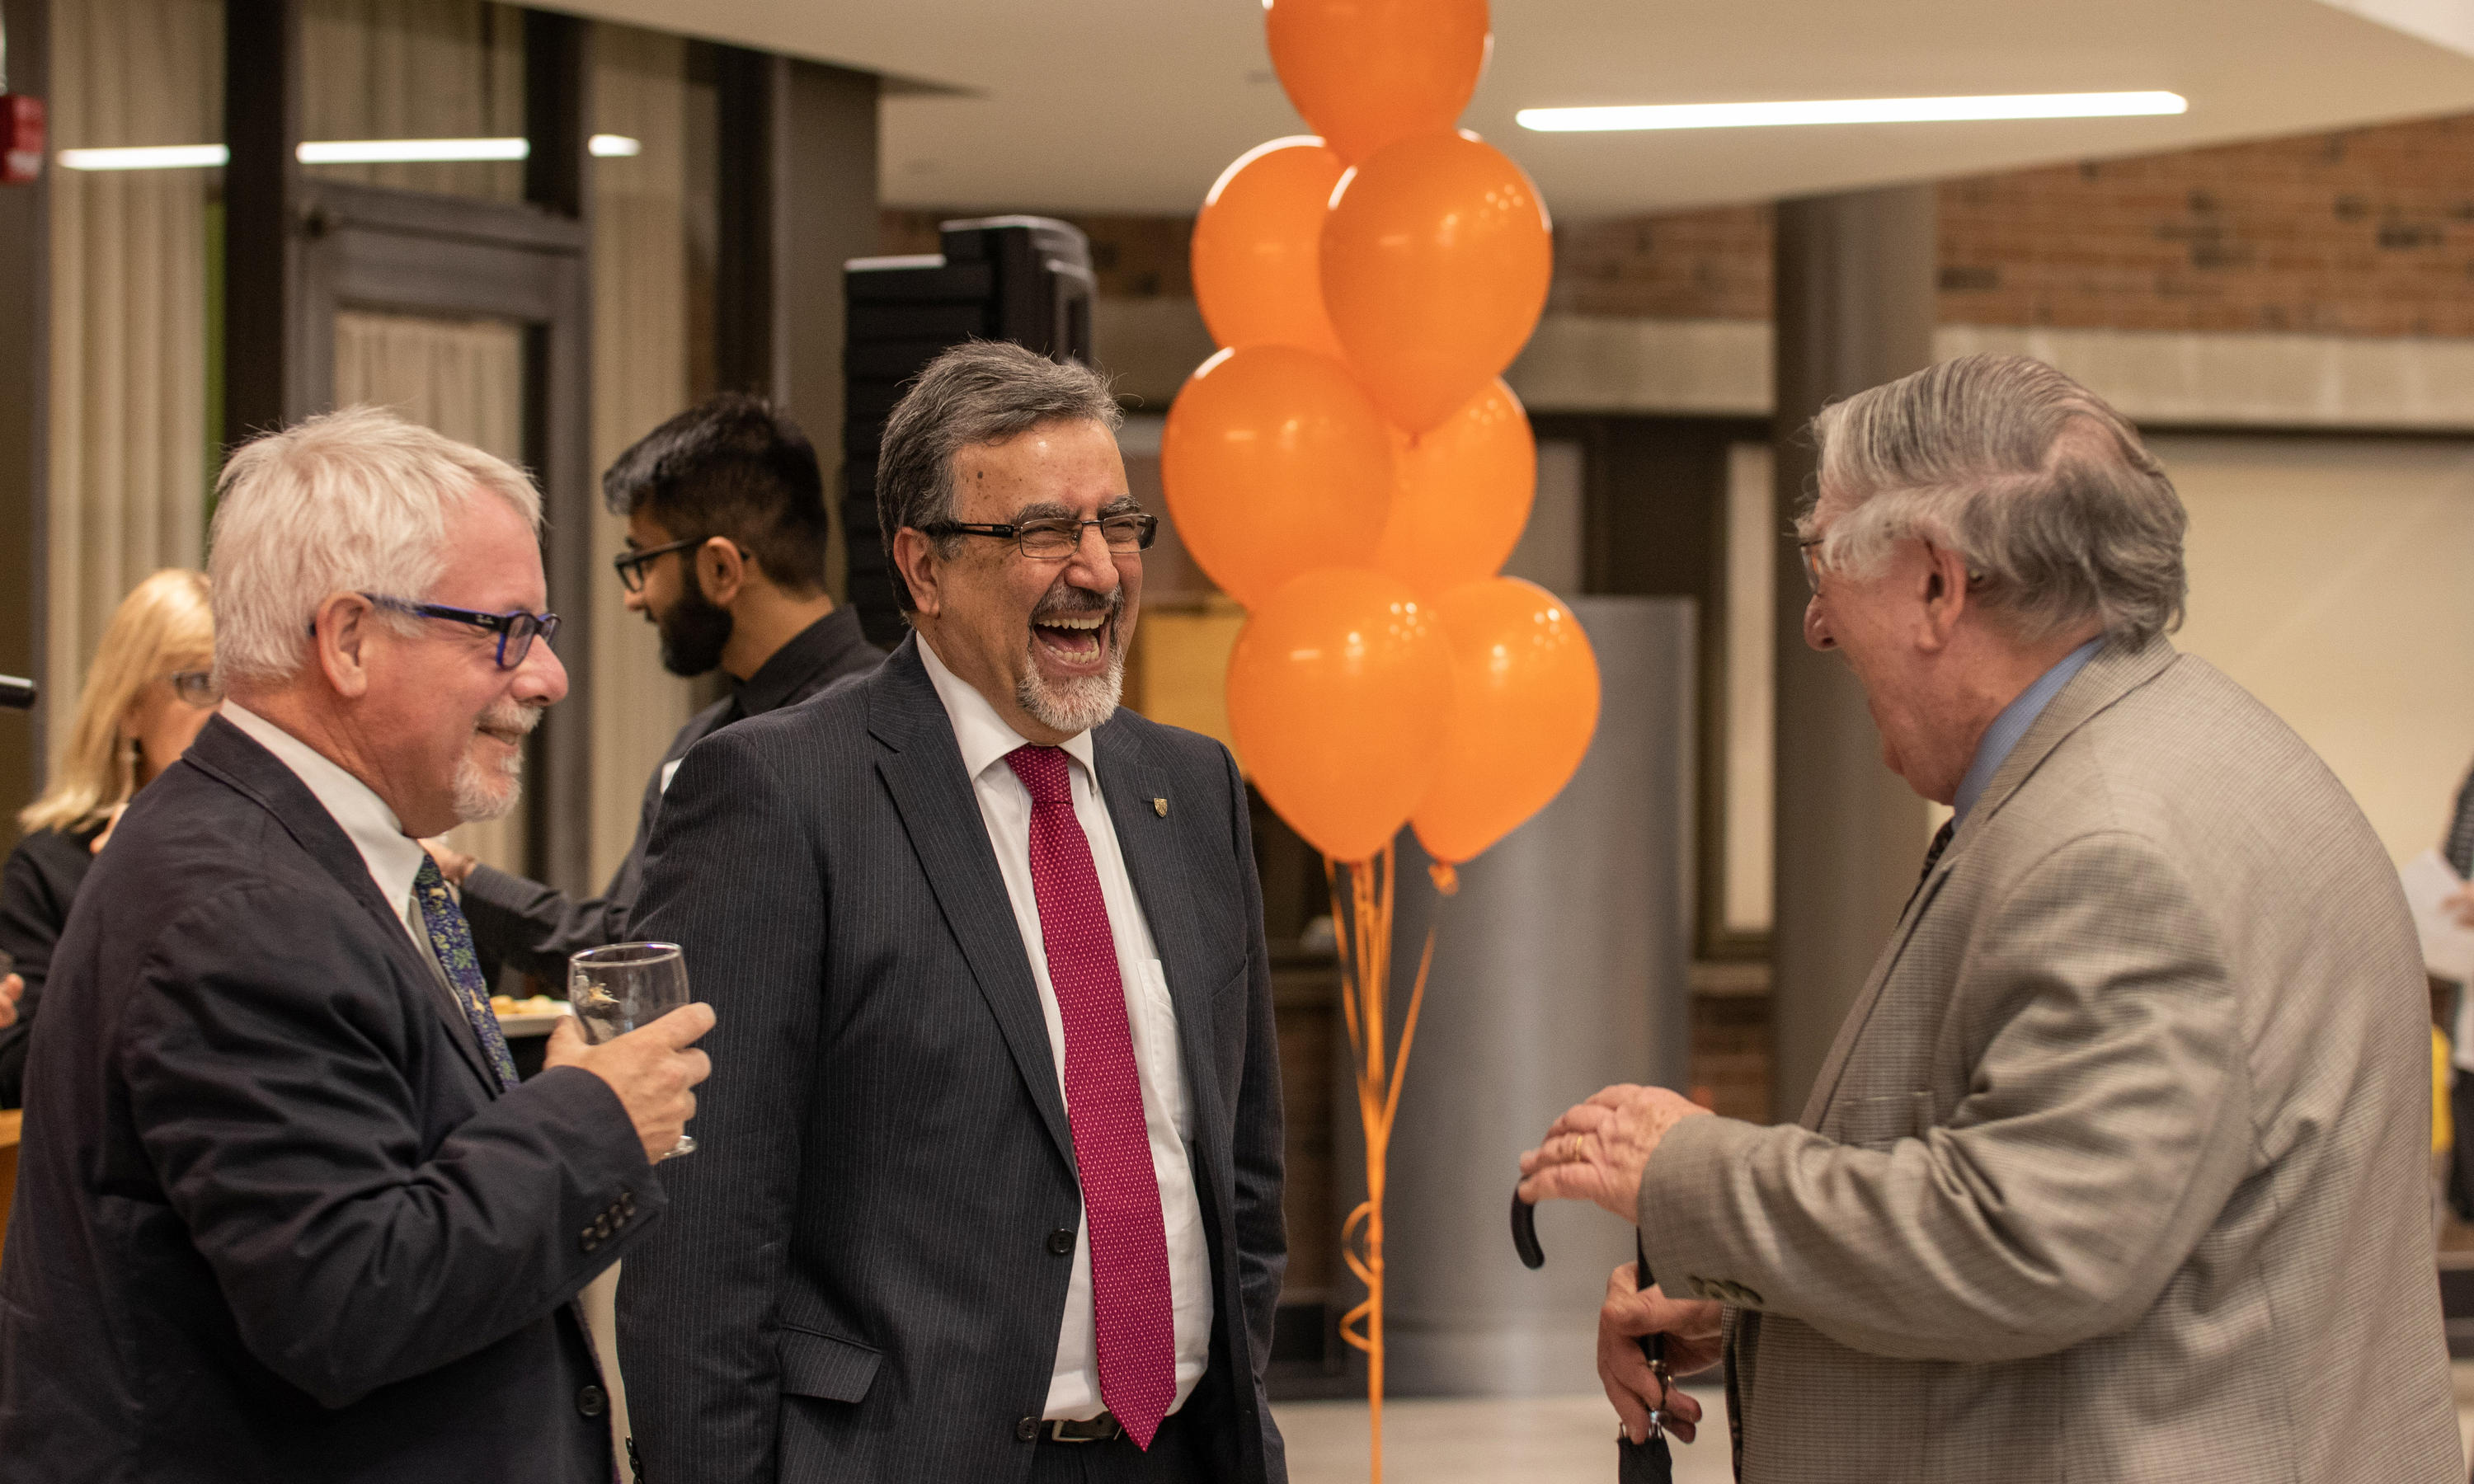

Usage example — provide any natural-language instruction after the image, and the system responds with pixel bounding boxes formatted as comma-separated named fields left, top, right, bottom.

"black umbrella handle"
left=1635, top=1232, right=1671, bottom=1439
left=1510, top=1193, right=1674, bottom=1446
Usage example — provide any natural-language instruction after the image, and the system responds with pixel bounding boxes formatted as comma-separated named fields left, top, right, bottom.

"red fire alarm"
left=0, top=94, right=44, bottom=186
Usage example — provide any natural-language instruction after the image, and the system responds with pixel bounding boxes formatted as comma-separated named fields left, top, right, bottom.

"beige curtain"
left=570, top=27, right=708, bottom=1455
left=586, top=26, right=697, bottom=886
left=45, top=0, right=221, bottom=768
left=301, top=0, right=524, bottom=202
left=332, top=309, right=529, bottom=874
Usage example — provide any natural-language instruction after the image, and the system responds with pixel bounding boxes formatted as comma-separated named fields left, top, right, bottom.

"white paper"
left=2401, top=848, right=2474, bottom=983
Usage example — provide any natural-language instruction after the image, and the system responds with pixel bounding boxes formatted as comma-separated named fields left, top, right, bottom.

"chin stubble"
left=452, top=700, right=542, bottom=824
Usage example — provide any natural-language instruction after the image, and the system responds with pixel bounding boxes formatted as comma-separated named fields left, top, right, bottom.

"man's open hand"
left=0, top=973, right=20, bottom=1030
left=544, top=1003, right=715, bottom=1163
left=1517, top=1082, right=1713, bottom=1221
left=1600, top=1264, right=1724, bottom=1445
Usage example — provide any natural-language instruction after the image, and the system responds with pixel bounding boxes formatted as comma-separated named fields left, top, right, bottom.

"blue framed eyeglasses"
left=355, top=593, right=562, bottom=669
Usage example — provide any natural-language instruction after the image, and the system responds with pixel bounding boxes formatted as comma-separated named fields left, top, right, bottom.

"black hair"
left=603, top=393, right=830, bottom=595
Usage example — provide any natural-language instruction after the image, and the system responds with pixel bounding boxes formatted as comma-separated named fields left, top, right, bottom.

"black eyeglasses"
left=167, top=669, right=222, bottom=707
left=921, top=511, right=1158, bottom=561
left=611, top=535, right=710, bottom=594
left=359, top=594, right=562, bottom=669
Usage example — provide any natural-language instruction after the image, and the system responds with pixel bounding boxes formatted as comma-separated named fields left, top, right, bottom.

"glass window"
left=301, top=0, right=527, bottom=203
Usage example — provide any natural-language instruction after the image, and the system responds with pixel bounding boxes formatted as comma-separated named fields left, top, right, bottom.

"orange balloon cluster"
left=1164, top=0, right=1597, bottom=867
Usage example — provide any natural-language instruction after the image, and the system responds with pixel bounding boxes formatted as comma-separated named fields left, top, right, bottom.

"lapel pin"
left=1152, top=797, right=1169, bottom=818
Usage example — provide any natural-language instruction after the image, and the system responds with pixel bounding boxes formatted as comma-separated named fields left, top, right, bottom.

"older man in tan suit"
left=1519, top=354, right=2461, bottom=1482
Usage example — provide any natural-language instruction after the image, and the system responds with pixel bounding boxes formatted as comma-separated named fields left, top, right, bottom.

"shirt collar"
left=915, top=631, right=1098, bottom=787
left=732, top=606, right=870, bottom=719
left=1951, top=636, right=2105, bottom=825
left=219, top=699, right=430, bottom=911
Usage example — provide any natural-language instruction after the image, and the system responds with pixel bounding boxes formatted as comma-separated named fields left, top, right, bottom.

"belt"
left=1045, top=1411, right=1126, bottom=1444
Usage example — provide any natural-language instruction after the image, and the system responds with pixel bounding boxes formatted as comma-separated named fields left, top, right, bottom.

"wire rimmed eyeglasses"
left=922, top=511, right=1159, bottom=561
left=167, top=669, right=222, bottom=707
left=1797, top=535, right=1827, bottom=594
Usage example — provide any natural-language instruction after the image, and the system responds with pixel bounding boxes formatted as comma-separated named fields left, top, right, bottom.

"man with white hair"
left=0, top=406, right=714, bottom=1482
left=1518, top=355, right=2461, bottom=1480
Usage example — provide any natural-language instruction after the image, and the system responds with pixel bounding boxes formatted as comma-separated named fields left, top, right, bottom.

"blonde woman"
left=0, top=570, right=217, bottom=1107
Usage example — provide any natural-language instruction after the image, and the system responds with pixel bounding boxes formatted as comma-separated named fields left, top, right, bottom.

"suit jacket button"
left=580, top=1229, right=600, bottom=1254
left=1016, top=1416, right=1041, bottom=1443
left=1047, top=1228, right=1075, bottom=1256
left=577, top=1384, right=607, bottom=1418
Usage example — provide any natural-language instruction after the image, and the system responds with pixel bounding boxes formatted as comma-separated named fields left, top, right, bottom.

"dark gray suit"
left=0, top=717, right=658, bottom=1482
left=459, top=606, right=878, bottom=979
left=620, top=636, right=1286, bottom=1483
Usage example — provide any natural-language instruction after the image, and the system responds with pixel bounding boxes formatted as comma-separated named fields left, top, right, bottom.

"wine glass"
left=568, top=942, right=697, bottom=1158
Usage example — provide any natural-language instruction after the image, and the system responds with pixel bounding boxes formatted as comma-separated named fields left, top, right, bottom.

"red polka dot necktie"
left=1004, top=744, right=1175, bottom=1448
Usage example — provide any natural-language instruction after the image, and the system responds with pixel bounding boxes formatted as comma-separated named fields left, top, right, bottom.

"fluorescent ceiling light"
left=57, top=144, right=230, bottom=170
left=1517, top=92, right=2189, bottom=132
left=57, top=135, right=641, bottom=170
left=297, top=137, right=527, bottom=163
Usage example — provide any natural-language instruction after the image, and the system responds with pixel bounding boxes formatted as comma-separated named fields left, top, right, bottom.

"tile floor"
left=1274, top=1368, right=2474, bottom=1482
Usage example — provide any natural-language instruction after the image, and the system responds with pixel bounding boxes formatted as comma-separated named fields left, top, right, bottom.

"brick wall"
left=896, top=110, right=2474, bottom=337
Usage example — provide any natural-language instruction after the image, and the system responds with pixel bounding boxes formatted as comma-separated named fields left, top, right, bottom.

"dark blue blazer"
left=620, top=635, right=1287, bottom=1482
left=0, top=716, right=660, bottom=1482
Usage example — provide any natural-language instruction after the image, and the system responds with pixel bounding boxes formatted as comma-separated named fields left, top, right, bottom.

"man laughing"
left=620, top=341, right=1290, bottom=1483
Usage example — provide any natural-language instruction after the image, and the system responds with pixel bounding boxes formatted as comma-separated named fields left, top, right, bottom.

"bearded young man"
left=619, top=342, right=1289, bottom=1484
left=426, top=393, right=879, bottom=981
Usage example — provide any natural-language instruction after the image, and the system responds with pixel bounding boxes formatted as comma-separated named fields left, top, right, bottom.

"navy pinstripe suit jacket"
left=619, top=636, right=1287, bottom=1483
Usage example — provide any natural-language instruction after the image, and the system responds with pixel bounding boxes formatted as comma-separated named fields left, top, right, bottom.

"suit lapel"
left=1794, top=635, right=2183, bottom=1127
left=182, top=718, right=498, bottom=1094
left=868, top=641, right=1077, bottom=1171
left=1093, top=719, right=1227, bottom=1153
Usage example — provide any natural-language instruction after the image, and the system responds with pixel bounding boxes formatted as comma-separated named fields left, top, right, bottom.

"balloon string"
left=1324, top=844, right=1451, bottom=1484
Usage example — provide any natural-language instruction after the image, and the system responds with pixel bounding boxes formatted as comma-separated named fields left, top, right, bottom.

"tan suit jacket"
left=1641, top=636, right=2461, bottom=1482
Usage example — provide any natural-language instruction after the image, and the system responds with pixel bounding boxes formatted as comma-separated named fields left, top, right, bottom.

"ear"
left=312, top=594, right=378, bottom=700
left=1915, top=542, right=1973, bottom=654
left=891, top=527, right=943, bottom=618
left=698, top=538, right=750, bottom=608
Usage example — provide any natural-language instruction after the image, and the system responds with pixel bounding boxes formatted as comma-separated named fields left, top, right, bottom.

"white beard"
left=1017, top=647, right=1123, bottom=736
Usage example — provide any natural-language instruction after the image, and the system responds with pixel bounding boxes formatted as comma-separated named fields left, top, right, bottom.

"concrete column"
left=713, top=52, right=877, bottom=599
left=1769, top=186, right=1938, bottom=1122
left=1373, top=597, right=1697, bottom=1396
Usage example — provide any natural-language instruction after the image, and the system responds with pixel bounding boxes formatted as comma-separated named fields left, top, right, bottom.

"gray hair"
left=209, top=406, right=543, bottom=686
left=875, top=340, right=1122, bottom=613
left=1800, top=353, right=2187, bottom=645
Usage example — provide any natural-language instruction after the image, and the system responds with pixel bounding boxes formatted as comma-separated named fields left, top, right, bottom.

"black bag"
left=1511, top=1195, right=1674, bottom=1484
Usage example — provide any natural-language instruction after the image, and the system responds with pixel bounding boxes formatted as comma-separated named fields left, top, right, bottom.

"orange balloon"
left=1192, top=138, right=1348, bottom=359
left=1411, top=578, right=1600, bottom=863
left=1228, top=568, right=1456, bottom=862
left=1375, top=378, right=1534, bottom=598
left=1323, top=130, right=1554, bottom=434
left=1160, top=345, right=1393, bottom=608
left=1265, top=0, right=1491, bottom=165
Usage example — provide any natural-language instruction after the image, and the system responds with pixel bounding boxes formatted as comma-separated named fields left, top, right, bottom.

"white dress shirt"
left=915, top=636, right=1213, bottom=1421
left=219, top=701, right=431, bottom=951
